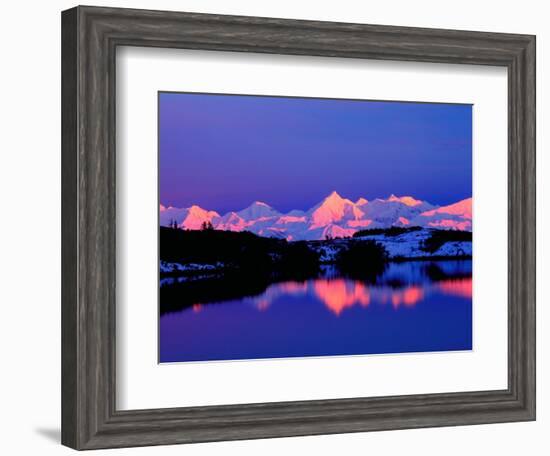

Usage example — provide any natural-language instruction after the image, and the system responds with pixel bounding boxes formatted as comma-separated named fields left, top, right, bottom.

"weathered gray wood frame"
left=61, top=5, right=536, bottom=450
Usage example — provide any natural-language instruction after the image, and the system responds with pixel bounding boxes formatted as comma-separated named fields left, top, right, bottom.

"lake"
left=159, top=260, right=472, bottom=363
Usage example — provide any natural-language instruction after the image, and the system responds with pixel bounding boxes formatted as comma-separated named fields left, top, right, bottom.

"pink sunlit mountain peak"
left=327, top=190, right=343, bottom=199
left=308, top=191, right=362, bottom=228
left=160, top=192, right=472, bottom=240
left=188, top=204, right=215, bottom=214
left=387, top=194, right=424, bottom=207
left=323, top=190, right=355, bottom=206
left=317, top=191, right=354, bottom=208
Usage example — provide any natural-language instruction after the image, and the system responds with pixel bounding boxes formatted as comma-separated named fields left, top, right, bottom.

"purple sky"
left=159, top=92, right=472, bottom=214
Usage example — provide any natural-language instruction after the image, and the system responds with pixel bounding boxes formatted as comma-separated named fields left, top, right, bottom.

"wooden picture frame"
left=61, top=5, right=536, bottom=450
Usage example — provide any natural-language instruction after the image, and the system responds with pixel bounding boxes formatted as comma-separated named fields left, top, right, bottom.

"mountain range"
left=160, top=191, right=472, bottom=241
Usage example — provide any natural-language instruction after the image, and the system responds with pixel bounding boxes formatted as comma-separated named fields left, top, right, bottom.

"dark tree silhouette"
left=421, top=230, right=472, bottom=253
left=352, top=226, right=422, bottom=238
left=335, top=240, right=388, bottom=282
left=201, top=221, right=214, bottom=231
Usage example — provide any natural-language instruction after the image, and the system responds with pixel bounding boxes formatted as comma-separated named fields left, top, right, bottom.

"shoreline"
left=159, top=255, right=473, bottom=279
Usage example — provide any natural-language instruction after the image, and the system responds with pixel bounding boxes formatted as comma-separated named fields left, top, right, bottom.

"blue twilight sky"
left=159, top=92, right=472, bottom=214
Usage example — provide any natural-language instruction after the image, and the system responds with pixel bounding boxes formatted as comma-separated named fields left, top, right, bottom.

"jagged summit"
left=308, top=191, right=360, bottom=228
left=326, top=190, right=343, bottom=199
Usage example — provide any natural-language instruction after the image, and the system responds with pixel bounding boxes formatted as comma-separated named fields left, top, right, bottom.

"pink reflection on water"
left=256, top=298, right=271, bottom=312
left=313, top=279, right=370, bottom=316
left=389, top=286, right=424, bottom=309
left=437, top=278, right=472, bottom=299
left=246, top=275, right=470, bottom=316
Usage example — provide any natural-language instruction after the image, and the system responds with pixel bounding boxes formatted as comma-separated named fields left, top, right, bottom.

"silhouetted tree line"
left=160, top=227, right=396, bottom=275
left=421, top=230, right=472, bottom=254
left=352, top=226, right=422, bottom=238
left=201, top=221, right=214, bottom=231
left=160, top=227, right=320, bottom=275
left=335, top=240, right=388, bottom=282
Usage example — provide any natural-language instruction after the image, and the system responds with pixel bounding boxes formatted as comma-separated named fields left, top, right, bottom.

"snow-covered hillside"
left=311, top=228, right=472, bottom=262
left=160, top=191, right=472, bottom=241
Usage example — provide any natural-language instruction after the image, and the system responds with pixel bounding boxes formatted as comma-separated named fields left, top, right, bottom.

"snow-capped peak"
left=236, top=201, right=281, bottom=221
left=320, top=191, right=351, bottom=206
left=308, top=191, right=361, bottom=227
left=188, top=204, right=214, bottom=215
left=320, top=190, right=346, bottom=204
left=355, top=197, right=368, bottom=206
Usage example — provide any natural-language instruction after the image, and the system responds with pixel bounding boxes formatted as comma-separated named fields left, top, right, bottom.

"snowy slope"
left=236, top=201, right=281, bottom=220
left=312, top=228, right=472, bottom=261
left=411, top=198, right=472, bottom=231
left=359, top=196, right=435, bottom=228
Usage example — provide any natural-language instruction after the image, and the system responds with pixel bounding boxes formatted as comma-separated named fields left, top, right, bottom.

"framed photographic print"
left=158, top=93, right=474, bottom=363
left=61, top=5, right=536, bottom=450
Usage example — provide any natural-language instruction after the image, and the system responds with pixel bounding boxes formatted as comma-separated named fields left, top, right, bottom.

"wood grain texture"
left=61, top=7, right=78, bottom=449
left=61, top=5, right=536, bottom=450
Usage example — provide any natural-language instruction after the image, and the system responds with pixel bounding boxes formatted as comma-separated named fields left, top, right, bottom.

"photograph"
left=158, top=92, right=473, bottom=363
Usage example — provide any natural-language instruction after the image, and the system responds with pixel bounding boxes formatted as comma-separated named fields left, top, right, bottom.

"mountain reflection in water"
left=160, top=260, right=472, bottom=363
left=249, top=277, right=471, bottom=316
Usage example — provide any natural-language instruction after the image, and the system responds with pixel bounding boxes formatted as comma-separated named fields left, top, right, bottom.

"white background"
left=118, top=48, right=508, bottom=410
left=0, top=1, right=547, bottom=455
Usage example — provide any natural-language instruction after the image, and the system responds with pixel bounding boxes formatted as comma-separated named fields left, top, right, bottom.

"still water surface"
left=160, top=260, right=472, bottom=363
